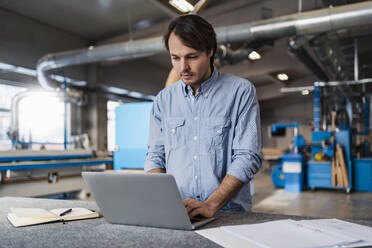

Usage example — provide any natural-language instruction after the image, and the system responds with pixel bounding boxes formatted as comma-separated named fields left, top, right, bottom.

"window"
left=0, top=83, right=69, bottom=151
left=0, top=83, right=26, bottom=150
left=18, top=94, right=67, bottom=150
left=107, top=100, right=120, bottom=152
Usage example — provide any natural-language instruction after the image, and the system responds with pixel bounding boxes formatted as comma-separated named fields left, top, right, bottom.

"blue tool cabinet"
left=113, top=102, right=153, bottom=170
left=307, top=130, right=352, bottom=192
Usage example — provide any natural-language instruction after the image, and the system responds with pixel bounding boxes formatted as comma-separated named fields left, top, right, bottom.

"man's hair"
left=163, top=14, right=217, bottom=68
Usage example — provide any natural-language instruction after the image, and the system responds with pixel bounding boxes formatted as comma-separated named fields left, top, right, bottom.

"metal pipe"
left=354, top=39, right=359, bottom=81
left=37, top=37, right=164, bottom=90
left=288, top=37, right=329, bottom=82
left=37, top=1, right=372, bottom=90
left=314, top=85, right=321, bottom=131
left=281, top=78, right=372, bottom=93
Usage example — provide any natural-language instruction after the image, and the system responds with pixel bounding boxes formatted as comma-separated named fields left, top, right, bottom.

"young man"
left=145, top=15, right=262, bottom=219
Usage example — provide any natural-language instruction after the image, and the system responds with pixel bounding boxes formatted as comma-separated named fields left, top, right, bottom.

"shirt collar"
left=181, top=68, right=218, bottom=97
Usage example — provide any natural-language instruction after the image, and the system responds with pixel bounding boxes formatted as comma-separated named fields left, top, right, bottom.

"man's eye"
left=172, top=57, right=179, bottom=60
left=188, top=56, right=198, bottom=59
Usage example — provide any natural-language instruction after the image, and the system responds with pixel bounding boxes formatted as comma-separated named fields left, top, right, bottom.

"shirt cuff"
left=226, top=158, right=254, bottom=184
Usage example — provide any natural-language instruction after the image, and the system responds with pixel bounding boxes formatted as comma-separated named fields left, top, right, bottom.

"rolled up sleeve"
left=227, top=84, right=263, bottom=184
left=144, top=97, right=166, bottom=172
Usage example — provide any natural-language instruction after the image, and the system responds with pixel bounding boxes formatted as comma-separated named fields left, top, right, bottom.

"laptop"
left=82, top=171, right=216, bottom=230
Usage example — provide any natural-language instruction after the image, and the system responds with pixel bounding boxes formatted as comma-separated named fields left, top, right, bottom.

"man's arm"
left=184, top=174, right=243, bottom=219
left=147, top=168, right=165, bottom=173
left=144, top=97, right=166, bottom=173
left=185, top=82, right=262, bottom=219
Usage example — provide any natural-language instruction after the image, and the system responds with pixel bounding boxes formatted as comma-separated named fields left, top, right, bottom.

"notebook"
left=8, top=207, right=99, bottom=227
left=82, top=171, right=216, bottom=230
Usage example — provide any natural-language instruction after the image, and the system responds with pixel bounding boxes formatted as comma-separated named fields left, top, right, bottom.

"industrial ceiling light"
left=301, top=89, right=310, bottom=95
left=248, top=51, right=261, bottom=60
left=277, top=73, right=289, bottom=81
left=169, top=0, right=195, bottom=13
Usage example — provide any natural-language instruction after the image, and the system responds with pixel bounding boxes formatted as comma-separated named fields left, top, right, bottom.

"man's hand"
left=183, top=198, right=217, bottom=219
left=184, top=174, right=244, bottom=219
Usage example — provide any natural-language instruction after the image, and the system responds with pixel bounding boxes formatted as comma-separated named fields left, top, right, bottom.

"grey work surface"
left=1, top=197, right=372, bottom=248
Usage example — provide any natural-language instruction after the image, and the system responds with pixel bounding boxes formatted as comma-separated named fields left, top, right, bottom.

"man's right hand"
left=146, top=168, right=165, bottom=173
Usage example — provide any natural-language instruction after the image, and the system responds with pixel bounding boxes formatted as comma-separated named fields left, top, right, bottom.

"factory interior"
left=1, top=0, right=372, bottom=247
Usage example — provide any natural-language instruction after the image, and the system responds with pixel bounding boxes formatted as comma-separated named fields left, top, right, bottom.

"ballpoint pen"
left=59, top=208, right=72, bottom=217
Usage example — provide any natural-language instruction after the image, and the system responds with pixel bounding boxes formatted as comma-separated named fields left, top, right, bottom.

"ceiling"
left=0, top=0, right=371, bottom=102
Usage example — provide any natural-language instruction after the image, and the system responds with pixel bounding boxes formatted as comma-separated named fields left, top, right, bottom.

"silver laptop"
left=82, top=171, right=216, bottom=230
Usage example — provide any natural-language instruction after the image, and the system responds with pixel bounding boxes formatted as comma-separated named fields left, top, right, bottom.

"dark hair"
left=163, top=14, right=217, bottom=68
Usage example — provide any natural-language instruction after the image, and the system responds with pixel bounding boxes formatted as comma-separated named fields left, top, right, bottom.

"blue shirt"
left=144, top=69, right=262, bottom=211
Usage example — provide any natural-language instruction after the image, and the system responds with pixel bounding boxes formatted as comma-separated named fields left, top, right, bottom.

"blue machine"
left=113, top=102, right=153, bottom=170
left=270, top=123, right=306, bottom=192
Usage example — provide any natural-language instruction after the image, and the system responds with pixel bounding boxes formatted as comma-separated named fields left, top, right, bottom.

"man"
left=144, top=15, right=262, bottom=219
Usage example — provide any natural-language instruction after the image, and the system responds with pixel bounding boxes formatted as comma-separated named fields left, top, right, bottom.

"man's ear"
left=208, top=49, right=213, bottom=58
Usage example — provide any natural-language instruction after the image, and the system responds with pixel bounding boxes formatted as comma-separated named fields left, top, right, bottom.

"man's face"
left=168, top=32, right=213, bottom=87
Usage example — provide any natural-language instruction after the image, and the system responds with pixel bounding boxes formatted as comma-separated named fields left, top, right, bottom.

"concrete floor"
left=252, top=170, right=372, bottom=221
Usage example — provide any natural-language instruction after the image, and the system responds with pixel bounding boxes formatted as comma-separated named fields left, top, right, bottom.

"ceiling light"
left=277, top=73, right=289, bottom=81
left=248, top=51, right=261, bottom=60
left=301, top=90, right=310, bottom=95
left=88, top=46, right=94, bottom=50
left=169, top=0, right=194, bottom=13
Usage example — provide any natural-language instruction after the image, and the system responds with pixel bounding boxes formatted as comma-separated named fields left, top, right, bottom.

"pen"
left=59, top=208, right=72, bottom=217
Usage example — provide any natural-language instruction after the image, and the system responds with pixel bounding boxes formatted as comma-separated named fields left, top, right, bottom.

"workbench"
left=1, top=197, right=371, bottom=248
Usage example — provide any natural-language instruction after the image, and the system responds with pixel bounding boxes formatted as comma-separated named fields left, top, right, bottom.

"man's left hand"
left=183, top=198, right=217, bottom=219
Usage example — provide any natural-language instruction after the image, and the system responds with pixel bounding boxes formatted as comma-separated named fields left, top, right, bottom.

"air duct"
left=37, top=1, right=372, bottom=90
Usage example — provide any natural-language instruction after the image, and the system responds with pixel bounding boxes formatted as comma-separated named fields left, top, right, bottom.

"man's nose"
left=180, top=59, right=190, bottom=72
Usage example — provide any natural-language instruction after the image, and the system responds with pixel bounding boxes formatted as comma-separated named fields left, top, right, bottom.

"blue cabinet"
left=307, top=161, right=332, bottom=188
left=308, top=130, right=352, bottom=192
left=113, top=102, right=153, bottom=170
left=353, top=159, right=372, bottom=192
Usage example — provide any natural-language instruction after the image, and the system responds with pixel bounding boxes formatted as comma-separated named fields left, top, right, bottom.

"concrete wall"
left=0, top=8, right=87, bottom=83
left=101, top=58, right=169, bottom=96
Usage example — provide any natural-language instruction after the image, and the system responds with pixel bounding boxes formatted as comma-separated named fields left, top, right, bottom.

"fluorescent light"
left=88, top=46, right=94, bottom=50
left=277, top=73, right=289, bottom=81
left=301, top=90, right=310, bottom=95
left=248, top=51, right=261, bottom=60
left=169, top=0, right=194, bottom=13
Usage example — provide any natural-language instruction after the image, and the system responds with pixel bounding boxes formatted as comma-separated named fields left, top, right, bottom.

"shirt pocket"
left=207, top=117, right=231, bottom=148
left=165, top=117, right=186, bottom=149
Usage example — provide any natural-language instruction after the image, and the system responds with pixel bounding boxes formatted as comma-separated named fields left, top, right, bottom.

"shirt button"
left=171, top=129, right=176, bottom=133
left=205, top=93, right=209, bottom=97
left=194, top=116, right=198, bottom=121
left=217, top=130, right=222, bottom=134
left=194, top=176, right=198, bottom=180
left=193, top=136, right=198, bottom=140
left=193, top=155, right=198, bottom=160
left=191, top=98, right=195, bottom=102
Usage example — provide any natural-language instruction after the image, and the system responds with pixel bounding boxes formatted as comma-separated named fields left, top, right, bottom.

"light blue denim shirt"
left=144, top=69, right=262, bottom=211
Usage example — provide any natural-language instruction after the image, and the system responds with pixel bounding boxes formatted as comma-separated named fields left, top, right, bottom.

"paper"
left=196, top=219, right=372, bottom=248
left=50, top=208, right=94, bottom=217
left=221, top=219, right=360, bottom=248
left=297, top=219, right=372, bottom=246
left=10, top=208, right=56, bottom=218
left=196, top=227, right=262, bottom=248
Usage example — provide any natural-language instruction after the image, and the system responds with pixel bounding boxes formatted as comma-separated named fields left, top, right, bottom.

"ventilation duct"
left=37, top=1, right=372, bottom=90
